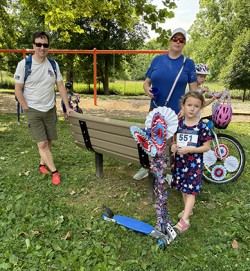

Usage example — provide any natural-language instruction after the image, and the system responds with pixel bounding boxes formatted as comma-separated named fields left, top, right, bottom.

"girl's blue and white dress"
left=171, top=118, right=211, bottom=195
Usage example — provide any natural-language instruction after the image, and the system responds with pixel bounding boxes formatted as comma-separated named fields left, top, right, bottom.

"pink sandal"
left=174, top=219, right=190, bottom=233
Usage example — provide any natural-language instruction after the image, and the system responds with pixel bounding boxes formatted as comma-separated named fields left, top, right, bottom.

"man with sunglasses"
left=133, top=28, right=197, bottom=181
left=14, top=31, right=73, bottom=185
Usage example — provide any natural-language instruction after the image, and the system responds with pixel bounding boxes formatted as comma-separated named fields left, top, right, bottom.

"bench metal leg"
left=95, top=152, right=103, bottom=178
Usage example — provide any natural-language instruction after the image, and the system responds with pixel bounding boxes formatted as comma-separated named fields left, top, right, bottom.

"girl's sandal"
left=174, top=219, right=190, bottom=234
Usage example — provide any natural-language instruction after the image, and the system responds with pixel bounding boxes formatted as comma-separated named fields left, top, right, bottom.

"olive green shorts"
left=25, top=106, right=57, bottom=142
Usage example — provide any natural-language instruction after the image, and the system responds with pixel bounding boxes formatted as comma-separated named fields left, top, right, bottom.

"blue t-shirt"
left=145, top=54, right=197, bottom=114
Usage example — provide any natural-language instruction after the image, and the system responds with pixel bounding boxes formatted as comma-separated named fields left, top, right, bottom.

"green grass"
left=0, top=113, right=249, bottom=270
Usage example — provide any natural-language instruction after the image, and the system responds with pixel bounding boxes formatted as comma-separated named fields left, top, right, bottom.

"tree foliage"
left=20, top=0, right=176, bottom=44
left=3, top=0, right=177, bottom=93
left=0, top=0, right=18, bottom=49
left=129, top=39, right=165, bottom=80
left=219, top=29, right=250, bottom=101
left=187, top=0, right=250, bottom=85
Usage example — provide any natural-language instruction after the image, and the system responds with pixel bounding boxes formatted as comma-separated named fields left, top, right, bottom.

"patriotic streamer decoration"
left=215, top=144, right=229, bottom=159
left=130, top=126, right=157, bottom=156
left=130, top=107, right=178, bottom=234
left=224, top=156, right=239, bottom=172
left=151, top=155, right=174, bottom=231
left=145, top=107, right=178, bottom=140
left=203, top=150, right=217, bottom=167
left=151, top=113, right=167, bottom=156
left=211, top=165, right=227, bottom=181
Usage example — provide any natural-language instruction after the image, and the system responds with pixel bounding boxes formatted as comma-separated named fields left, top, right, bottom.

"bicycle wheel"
left=203, top=133, right=245, bottom=184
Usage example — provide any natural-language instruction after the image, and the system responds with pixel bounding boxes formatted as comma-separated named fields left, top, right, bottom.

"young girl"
left=171, top=91, right=212, bottom=233
left=195, top=63, right=217, bottom=107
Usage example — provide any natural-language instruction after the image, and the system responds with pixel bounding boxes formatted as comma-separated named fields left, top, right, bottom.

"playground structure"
left=0, top=48, right=169, bottom=105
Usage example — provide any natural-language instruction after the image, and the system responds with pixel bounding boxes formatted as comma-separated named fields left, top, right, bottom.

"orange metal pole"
left=93, top=48, right=97, bottom=106
left=22, top=48, right=27, bottom=58
left=0, top=49, right=168, bottom=55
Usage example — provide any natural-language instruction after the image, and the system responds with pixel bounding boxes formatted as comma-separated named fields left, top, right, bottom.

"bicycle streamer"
left=16, top=54, right=57, bottom=123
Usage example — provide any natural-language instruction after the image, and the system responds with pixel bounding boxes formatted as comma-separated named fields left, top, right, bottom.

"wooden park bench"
left=67, top=112, right=172, bottom=198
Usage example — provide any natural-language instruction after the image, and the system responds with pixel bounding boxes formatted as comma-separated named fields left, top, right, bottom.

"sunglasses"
left=34, top=43, right=49, bottom=48
left=171, top=36, right=186, bottom=44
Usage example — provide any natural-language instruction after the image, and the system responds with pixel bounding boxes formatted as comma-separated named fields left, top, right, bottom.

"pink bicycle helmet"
left=213, top=104, right=232, bottom=129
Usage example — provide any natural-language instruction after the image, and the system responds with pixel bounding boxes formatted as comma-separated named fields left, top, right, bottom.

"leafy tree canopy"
left=220, top=28, right=250, bottom=98
left=20, top=0, right=177, bottom=43
left=187, top=0, right=250, bottom=81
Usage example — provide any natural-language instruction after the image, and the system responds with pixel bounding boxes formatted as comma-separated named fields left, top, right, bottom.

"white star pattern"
left=172, top=118, right=212, bottom=195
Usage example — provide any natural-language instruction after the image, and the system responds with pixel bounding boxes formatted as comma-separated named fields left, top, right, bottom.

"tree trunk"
left=66, top=70, right=74, bottom=83
left=65, top=55, right=75, bottom=84
left=242, top=90, right=246, bottom=102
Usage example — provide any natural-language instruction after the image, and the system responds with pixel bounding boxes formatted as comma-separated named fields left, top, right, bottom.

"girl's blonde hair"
left=180, top=91, right=205, bottom=108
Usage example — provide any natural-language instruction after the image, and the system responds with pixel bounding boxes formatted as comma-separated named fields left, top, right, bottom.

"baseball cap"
left=170, top=28, right=187, bottom=40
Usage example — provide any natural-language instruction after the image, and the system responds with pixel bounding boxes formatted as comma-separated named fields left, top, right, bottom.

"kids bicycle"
left=69, top=95, right=83, bottom=114
left=62, top=82, right=83, bottom=118
left=201, top=111, right=245, bottom=184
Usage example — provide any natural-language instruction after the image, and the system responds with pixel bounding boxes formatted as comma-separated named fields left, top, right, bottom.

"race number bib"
left=177, top=128, right=199, bottom=148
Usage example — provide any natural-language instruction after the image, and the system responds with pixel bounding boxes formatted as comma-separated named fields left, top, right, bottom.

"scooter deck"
left=113, top=215, right=154, bottom=235
left=102, top=206, right=177, bottom=248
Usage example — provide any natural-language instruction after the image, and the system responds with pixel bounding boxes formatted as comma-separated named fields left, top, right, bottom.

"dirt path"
left=1, top=93, right=250, bottom=122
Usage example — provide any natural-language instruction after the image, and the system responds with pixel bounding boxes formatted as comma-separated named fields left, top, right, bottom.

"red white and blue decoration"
left=215, top=144, right=229, bottom=159
left=203, top=150, right=217, bottom=167
left=130, top=106, right=178, bottom=233
left=150, top=113, right=167, bottom=156
left=130, top=126, right=157, bottom=156
left=211, top=165, right=227, bottom=181
left=224, top=156, right=239, bottom=172
left=145, top=107, right=178, bottom=140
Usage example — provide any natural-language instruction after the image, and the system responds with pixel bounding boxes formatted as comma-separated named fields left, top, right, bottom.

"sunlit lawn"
left=0, top=114, right=249, bottom=270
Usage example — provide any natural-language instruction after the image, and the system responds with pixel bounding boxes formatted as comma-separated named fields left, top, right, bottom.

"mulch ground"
left=1, top=93, right=249, bottom=122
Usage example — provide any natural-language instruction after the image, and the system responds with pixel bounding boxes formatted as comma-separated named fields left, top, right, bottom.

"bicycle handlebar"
left=201, top=115, right=213, bottom=121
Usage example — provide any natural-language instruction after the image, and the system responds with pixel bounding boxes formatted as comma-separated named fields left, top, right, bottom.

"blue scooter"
left=101, top=206, right=177, bottom=249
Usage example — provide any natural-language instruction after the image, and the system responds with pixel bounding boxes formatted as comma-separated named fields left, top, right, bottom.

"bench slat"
left=72, top=133, right=139, bottom=158
left=68, top=113, right=144, bottom=136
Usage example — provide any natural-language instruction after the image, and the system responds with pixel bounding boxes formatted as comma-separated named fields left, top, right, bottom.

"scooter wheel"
left=101, top=213, right=108, bottom=220
left=102, top=205, right=114, bottom=218
left=158, top=238, right=167, bottom=249
left=77, top=108, right=83, bottom=114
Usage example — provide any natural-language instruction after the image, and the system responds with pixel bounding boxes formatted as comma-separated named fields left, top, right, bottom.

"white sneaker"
left=165, top=174, right=172, bottom=185
left=133, top=167, right=149, bottom=180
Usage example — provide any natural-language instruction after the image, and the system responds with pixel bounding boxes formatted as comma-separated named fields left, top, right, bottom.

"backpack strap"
left=24, top=54, right=32, bottom=83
